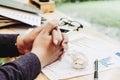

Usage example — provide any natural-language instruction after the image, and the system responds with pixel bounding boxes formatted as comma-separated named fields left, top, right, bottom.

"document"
left=0, top=0, right=42, bottom=26
left=42, top=29, right=120, bottom=80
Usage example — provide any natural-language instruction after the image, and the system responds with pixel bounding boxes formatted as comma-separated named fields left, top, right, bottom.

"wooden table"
left=0, top=11, right=120, bottom=80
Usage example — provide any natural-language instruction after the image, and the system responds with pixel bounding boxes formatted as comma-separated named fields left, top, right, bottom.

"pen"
left=94, top=59, right=98, bottom=80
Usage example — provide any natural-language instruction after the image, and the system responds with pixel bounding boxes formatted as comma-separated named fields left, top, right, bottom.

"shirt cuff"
left=0, top=34, right=20, bottom=57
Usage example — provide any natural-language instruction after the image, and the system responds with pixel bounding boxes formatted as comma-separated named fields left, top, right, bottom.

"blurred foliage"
left=0, top=58, right=3, bottom=65
left=56, top=0, right=120, bottom=28
left=53, top=0, right=109, bottom=4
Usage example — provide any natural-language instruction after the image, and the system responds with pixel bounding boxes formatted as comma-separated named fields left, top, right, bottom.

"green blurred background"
left=54, top=0, right=120, bottom=41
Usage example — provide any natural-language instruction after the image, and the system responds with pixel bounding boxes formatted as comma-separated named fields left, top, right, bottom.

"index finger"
left=41, top=20, right=59, bottom=34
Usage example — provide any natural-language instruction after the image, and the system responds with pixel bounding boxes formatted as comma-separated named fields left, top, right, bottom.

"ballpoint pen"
left=94, top=59, right=98, bottom=80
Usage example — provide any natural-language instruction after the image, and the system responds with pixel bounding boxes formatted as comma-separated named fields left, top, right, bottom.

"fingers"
left=58, top=49, right=64, bottom=60
left=30, top=19, right=59, bottom=35
left=61, top=33, right=69, bottom=48
left=41, top=21, right=59, bottom=35
left=32, top=26, right=43, bottom=34
left=52, top=30, right=58, bottom=45
left=52, top=28, right=63, bottom=45
left=53, top=33, right=69, bottom=60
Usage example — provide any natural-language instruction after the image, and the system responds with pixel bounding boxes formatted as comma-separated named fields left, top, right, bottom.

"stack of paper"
left=0, top=0, right=42, bottom=27
left=0, top=15, right=21, bottom=27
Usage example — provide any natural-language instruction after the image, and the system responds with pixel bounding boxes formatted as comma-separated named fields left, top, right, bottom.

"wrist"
left=16, top=35, right=25, bottom=55
left=31, top=48, right=46, bottom=68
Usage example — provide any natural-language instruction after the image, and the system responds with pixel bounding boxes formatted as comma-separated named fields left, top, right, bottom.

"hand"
left=16, top=21, right=58, bottom=54
left=16, top=26, right=43, bottom=54
left=31, top=22, right=65, bottom=68
left=16, top=21, right=68, bottom=56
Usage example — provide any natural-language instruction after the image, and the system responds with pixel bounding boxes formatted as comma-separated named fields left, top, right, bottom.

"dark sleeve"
left=0, top=52, right=41, bottom=80
left=0, top=34, right=20, bottom=57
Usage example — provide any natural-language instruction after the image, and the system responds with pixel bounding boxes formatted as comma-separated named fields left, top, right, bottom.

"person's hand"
left=16, top=21, right=68, bottom=56
left=16, top=26, right=43, bottom=54
left=31, top=22, right=65, bottom=68
left=16, top=22, right=58, bottom=54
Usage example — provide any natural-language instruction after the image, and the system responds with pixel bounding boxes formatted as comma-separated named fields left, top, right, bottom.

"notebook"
left=0, top=0, right=42, bottom=27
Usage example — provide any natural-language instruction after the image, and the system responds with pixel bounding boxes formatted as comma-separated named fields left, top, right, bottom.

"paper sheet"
left=42, top=31, right=120, bottom=80
left=0, top=6, right=41, bottom=26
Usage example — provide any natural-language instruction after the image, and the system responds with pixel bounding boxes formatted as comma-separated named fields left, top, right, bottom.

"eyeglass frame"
left=58, top=18, right=83, bottom=31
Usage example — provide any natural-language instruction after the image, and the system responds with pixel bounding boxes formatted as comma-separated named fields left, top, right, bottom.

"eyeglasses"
left=58, top=18, right=83, bottom=31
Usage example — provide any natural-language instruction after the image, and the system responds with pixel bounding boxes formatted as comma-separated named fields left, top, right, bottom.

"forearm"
left=0, top=34, right=19, bottom=57
left=0, top=53, right=41, bottom=80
